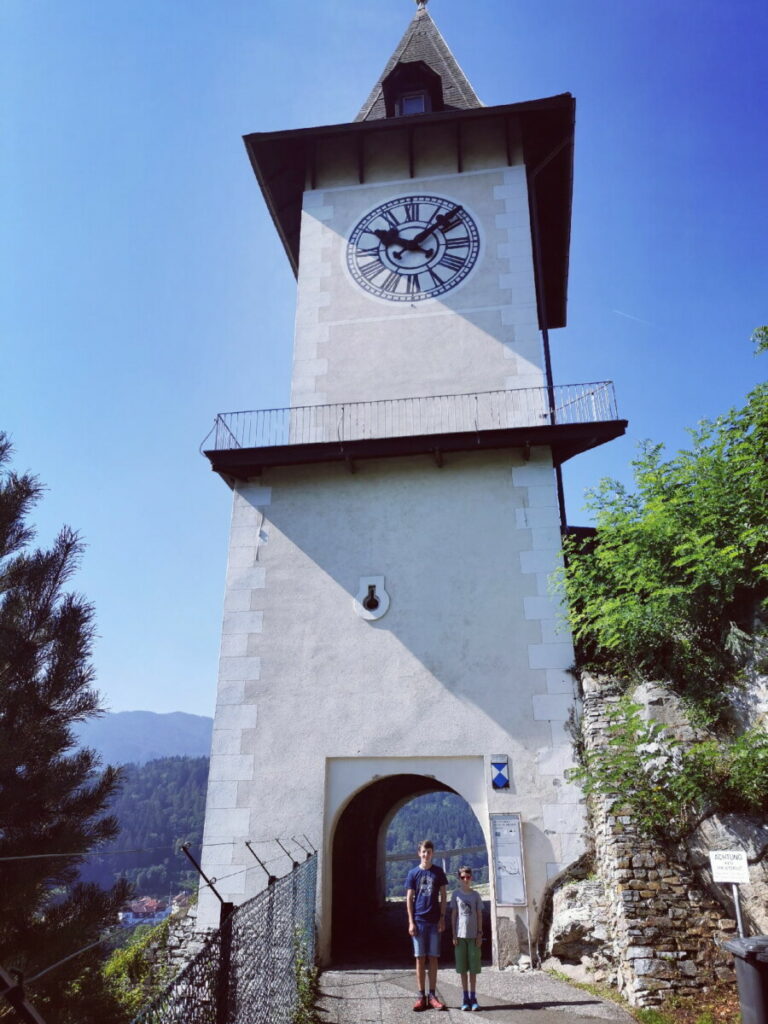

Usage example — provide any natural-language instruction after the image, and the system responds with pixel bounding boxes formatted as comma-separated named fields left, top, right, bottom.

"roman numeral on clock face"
left=347, top=195, right=479, bottom=301
left=359, top=258, right=384, bottom=281
left=422, top=206, right=440, bottom=230
left=404, top=201, right=420, bottom=222
left=380, top=270, right=402, bottom=293
left=438, top=253, right=465, bottom=272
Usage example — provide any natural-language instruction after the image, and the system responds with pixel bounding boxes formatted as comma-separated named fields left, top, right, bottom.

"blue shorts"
left=412, top=920, right=441, bottom=958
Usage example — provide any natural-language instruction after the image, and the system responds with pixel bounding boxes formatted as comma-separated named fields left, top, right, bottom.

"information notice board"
left=490, top=813, right=527, bottom=906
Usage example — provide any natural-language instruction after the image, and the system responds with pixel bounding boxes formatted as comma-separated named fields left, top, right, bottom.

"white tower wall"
left=292, top=146, right=544, bottom=408
left=199, top=446, right=585, bottom=962
left=199, top=67, right=588, bottom=966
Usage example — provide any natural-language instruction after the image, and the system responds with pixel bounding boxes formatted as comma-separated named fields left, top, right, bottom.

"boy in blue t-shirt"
left=405, top=840, right=448, bottom=1011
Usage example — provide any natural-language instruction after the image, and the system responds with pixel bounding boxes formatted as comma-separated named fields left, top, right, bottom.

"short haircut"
left=458, top=865, right=473, bottom=876
left=419, top=839, right=434, bottom=851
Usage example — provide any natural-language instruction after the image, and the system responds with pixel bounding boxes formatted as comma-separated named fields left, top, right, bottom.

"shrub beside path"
left=316, top=967, right=636, bottom=1023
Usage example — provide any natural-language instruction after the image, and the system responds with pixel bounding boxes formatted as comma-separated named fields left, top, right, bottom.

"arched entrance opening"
left=331, top=773, right=488, bottom=965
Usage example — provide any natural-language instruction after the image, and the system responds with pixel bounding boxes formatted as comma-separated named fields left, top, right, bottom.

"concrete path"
left=316, top=968, right=636, bottom=1024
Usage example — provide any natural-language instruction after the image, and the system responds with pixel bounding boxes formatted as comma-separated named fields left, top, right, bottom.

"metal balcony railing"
left=203, top=382, right=619, bottom=452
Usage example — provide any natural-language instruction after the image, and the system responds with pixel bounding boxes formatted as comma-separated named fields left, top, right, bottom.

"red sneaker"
left=428, top=994, right=447, bottom=1010
left=413, top=995, right=428, bottom=1012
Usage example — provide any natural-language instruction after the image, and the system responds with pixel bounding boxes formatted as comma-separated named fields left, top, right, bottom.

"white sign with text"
left=709, top=849, right=750, bottom=884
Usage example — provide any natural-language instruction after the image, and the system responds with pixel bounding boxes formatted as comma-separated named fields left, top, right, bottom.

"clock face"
left=346, top=195, right=480, bottom=302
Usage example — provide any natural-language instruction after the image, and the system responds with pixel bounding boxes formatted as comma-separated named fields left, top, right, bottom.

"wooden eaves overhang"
left=204, top=419, right=627, bottom=483
left=243, top=93, right=575, bottom=329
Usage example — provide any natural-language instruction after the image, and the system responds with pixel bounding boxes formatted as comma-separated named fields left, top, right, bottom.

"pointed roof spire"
left=355, top=4, right=482, bottom=122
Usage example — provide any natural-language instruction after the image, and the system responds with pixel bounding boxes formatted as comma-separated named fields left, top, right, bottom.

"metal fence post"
left=129, top=855, right=318, bottom=1024
left=216, top=902, right=234, bottom=1024
left=263, top=877, right=275, bottom=1024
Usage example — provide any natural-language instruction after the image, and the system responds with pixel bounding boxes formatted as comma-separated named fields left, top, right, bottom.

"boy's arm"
left=475, top=895, right=483, bottom=947
left=451, top=899, right=458, bottom=946
left=406, top=888, right=418, bottom=936
left=438, top=884, right=447, bottom=932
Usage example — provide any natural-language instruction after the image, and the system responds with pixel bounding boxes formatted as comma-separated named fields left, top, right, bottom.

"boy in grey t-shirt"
left=450, top=866, right=483, bottom=1011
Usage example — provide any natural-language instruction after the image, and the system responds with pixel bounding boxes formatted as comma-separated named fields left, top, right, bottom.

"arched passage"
left=331, top=773, right=485, bottom=964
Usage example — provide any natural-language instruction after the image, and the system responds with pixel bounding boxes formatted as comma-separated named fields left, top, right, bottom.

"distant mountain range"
left=75, top=710, right=213, bottom=765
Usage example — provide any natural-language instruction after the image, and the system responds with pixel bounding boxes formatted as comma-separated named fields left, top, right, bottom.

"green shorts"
left=454, top=937, right=481, bottom=975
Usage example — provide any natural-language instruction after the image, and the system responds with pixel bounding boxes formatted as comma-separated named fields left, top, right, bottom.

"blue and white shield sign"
left=490, top=756, right=509, bottom=789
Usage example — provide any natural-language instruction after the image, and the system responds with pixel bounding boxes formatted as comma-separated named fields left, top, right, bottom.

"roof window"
left=382, top=60, right=444, bottom=118
left=398, top=92, right=430, bottom=116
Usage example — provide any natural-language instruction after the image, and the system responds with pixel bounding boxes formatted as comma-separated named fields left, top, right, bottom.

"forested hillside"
left=384, top=792, right=488, bottom=897
left=81, top=757, right=487, bottom=899
left=80, top=756, right=208, bottom=896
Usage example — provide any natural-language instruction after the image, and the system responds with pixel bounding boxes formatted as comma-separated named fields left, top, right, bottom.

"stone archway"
left=331, top=773, right=481, bottom=964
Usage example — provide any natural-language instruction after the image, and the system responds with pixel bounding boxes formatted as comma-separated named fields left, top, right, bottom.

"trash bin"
left=723, top=937, right=768, bottom=1024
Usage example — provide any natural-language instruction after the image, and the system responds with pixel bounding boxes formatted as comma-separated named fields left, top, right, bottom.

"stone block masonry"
left=132, top=902, right=215, bottom=993
left=579, top=675, right=737, bottom=1007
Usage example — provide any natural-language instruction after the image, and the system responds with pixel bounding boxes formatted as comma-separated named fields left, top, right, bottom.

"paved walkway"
left=316, top=968, right=636, bottom=1024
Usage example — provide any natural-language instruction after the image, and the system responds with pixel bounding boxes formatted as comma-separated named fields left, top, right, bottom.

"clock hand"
left=374, top=225, right=433, bottom=259
left=392, top=238, right=435, bottom=259
left=413, top=204, right=463, bottom=245
left=421, top=208, right=462, bottom=240
left=373, top=226, right=405, bottom=247
left=392, top=211, right=460, bottom=256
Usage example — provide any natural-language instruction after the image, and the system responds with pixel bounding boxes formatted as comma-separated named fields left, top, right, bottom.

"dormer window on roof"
left=398, top=91, right=429, bottom=116
left=381, top=60, right=443, bottom=118
left=355, top=5, right=482, bottom=123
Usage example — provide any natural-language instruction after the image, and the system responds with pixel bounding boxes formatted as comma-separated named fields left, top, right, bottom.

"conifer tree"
left=0, top=434, right=130, bottom=1024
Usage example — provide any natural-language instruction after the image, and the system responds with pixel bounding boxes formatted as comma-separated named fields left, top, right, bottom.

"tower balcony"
left=202, top=382, right=626, bottom=481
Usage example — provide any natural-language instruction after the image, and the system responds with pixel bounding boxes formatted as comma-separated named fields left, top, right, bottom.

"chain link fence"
left=132, top=855, right=317, bottom=1024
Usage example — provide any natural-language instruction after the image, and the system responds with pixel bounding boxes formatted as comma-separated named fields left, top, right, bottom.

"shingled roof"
left=356, top=4, right=482, bottom=122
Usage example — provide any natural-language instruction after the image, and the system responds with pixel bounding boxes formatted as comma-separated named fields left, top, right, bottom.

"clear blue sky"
left=2, top=0, right=766, bottom=716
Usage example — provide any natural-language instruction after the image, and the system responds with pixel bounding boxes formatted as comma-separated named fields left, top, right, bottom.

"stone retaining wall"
left=579, top=675, right=736, bottom=1007
left=140, top=902, right=215, bottom=984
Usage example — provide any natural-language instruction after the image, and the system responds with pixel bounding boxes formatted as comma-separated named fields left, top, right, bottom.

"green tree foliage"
left=0, top=434, right=129, bottom=1023
left=563, top=335, right=768, bottom=841
left=561, top=336, right=768, bottom=719
left=80, top=755, right=208, bottom=895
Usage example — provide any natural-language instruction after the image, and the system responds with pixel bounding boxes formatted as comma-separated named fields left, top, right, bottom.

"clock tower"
left=199, top=3, right=626, bottom=967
